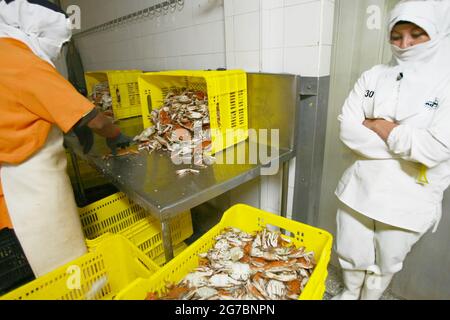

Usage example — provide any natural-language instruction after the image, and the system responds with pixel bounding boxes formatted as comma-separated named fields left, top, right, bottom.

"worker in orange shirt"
left=0, top=0, right=131, bottom=277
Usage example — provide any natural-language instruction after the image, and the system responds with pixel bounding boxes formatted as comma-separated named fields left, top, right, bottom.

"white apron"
left=1, top=126, right=87, bottom=277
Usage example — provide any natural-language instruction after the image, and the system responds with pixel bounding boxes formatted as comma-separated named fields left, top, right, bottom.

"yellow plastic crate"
left=138, top=70, right=248, bottom=154
left=85, top=70, right=143, bottom=120
left=78, top=192, right=148, bottom=240
left=119, top=211, right=193, bottom=262
left=78, top=192, right=193, bottom=263
left=115, top=204, right=333, bottom=300
left=152, top=242, right=188, bottom=267
left=0, top=234, right=159, bottom=300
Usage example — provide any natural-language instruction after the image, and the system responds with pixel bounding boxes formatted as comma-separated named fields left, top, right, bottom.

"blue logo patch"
left=425, top=98, right=439, bottom=110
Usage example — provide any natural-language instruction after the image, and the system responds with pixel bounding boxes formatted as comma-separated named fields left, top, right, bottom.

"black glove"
left=74, top=125, right=94, bottom=154
left=106, top=133, right=133, bottom=156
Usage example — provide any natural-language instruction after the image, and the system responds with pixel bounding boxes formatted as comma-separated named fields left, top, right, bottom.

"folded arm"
left=339, top=71, right=398, bottom=160
left=364, top=97, right=450, bottom=168
left=386, top=117, right=450, bottom=168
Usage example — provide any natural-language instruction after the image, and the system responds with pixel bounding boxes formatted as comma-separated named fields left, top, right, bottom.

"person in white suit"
left=333, top=0, right=450, bottom=300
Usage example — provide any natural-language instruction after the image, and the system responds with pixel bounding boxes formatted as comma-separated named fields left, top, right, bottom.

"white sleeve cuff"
left=387, top=124, right=413, bottom=156
left=387, top=125, right=401, bottom=149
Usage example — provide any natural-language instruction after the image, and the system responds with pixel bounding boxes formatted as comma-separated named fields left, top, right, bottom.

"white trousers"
left=1, top=126, right=87, bottom=277
left=335, top=203, right=426, bottom=275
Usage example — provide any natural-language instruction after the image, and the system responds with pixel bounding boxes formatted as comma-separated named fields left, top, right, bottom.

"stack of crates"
left=0, top=234, right=159, bottom=300
left=0, top=190, right=190, bottom=299
left=85, top=70, right=143, bottom=120
left=67, top=69, right=144, bottom=192
left=78, top=192, right=193, bottom=266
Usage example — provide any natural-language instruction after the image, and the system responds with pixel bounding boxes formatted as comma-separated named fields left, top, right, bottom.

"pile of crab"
left=89, top=82, right=113, bottom=115
left=134, top=89, right=215, bottom=170
left=146, top=227, right=316, bottom=300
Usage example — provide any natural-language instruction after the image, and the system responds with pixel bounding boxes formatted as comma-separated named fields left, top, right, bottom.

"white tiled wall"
left=224, top=0, right=335, bottom=217
left=224, top=0, right=261, bottom=72
left=63, top=0, right=227, bottom=71
left=63, top=0, right=334, bottom=88
left=225, top=0, right=335, bottom=77
left=62, top=0, right=335, bottom=219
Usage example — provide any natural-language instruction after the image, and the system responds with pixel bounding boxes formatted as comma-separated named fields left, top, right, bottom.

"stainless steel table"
left=66, top=73, right=300, bottom=262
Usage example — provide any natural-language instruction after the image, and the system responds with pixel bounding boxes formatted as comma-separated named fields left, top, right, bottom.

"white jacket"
left=336, top=64, right=450, bottom=233
left=336, top=0, right=450, bottom=234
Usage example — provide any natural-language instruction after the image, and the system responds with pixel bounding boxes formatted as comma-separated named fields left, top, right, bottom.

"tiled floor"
left=324, top=264, right=403, bottom=300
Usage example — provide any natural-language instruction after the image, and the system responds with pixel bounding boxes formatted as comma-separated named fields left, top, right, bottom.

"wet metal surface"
left=65, top=117, right=294, bottom=221
left=65, top=73, right=299, bottom=261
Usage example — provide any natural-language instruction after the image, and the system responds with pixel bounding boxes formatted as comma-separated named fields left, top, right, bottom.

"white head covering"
left=384, top=0, right=450, bottom=120
left=388, top=0, right=450, bottom=77
left=0, top=0, right=72, bottom=66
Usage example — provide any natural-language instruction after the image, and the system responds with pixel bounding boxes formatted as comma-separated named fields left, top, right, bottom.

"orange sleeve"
left=18, top=61, right=94, bottom=133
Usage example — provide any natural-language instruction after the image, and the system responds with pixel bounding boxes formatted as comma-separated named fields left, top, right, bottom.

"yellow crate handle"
left=417, top=165, right=429, bottom=185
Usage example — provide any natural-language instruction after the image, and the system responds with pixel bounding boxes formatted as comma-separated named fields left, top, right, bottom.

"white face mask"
left=390, top=34, right=441, bottom=66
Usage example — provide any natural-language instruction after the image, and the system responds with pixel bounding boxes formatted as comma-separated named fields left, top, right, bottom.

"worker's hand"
left=363, top=118, right=398, bottom=141
left=106, top=133, right=133, bottom=156
left=74, top=125, right=94, bottom=154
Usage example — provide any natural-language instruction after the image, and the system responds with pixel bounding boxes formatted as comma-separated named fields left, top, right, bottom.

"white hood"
left=386, top=0, right=450, bottom=121
left=388, top=0, right=450, bottom=76
left=0, top=0, right=72, bottom=67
